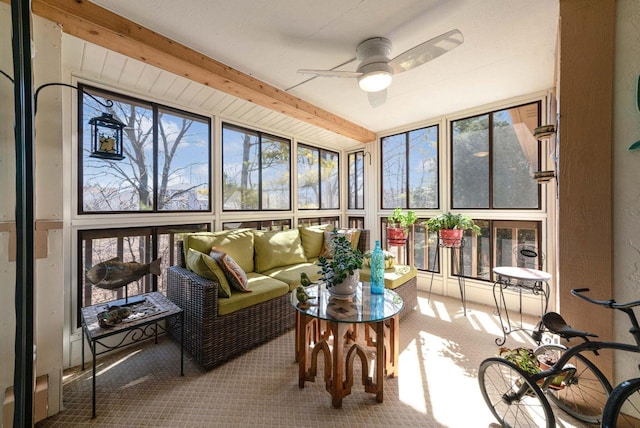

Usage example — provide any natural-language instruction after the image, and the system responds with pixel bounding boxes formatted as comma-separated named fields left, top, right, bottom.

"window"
left=77, top=223, right=208, bottom=327
left=451, top=102, right=540, bottom=209
left=222, top=219, right=291, bottom=231
left=419, top=219, right=541, bottom=282
left=222, top=123, right=291, bottom=211
left=381, top=125, right=439, bottom=209
left=298, top=217, right=340, bottom=228
left=347, top=217, right=365, bottom=229
left=79, top=85, right=211, bottom=213
left=297, top=144, right=339, bottom=209
left=348, top=151, right=364, bottom=209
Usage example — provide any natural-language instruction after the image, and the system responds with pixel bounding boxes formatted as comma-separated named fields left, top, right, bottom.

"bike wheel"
left=602, top=378, right=640, bottom=428
left=534, top=343, right=612, bottom=424
left=479, top=357, right=555, bottom=428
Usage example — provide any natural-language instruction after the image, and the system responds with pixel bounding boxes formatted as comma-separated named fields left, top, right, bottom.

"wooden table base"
left=296, top=312, right=399, bottom=408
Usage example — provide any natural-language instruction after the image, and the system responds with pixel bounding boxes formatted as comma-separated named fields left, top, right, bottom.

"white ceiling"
left=82, top=0, right=559, bottom=146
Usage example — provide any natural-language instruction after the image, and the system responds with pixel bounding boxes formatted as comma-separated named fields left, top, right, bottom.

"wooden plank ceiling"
left=30, top=0, right=376, bottom=144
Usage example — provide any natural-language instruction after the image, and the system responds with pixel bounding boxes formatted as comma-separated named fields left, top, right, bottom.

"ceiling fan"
left=297, top=29, right=464, bottom=107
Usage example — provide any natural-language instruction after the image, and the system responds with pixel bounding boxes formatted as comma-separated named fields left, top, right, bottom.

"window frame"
left=76, top=223, right=209, bottom=327
left=380, top=124, right=440, bottom=210
left=347, top=150, right=365, bottom=210
left=449, top=100, right=542, bottom=210
left=297, top=143, right=340, bottom=210
left=221, top=122, right=292, bottom=212
left=77, top=83, right=212, bottom=215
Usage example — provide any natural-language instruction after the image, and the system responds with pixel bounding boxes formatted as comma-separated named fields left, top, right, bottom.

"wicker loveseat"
left=167, top=226, right=417, bottom=370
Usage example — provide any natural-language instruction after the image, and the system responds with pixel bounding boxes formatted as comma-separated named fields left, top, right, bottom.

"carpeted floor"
left=36, top=291, right=589, bottom=427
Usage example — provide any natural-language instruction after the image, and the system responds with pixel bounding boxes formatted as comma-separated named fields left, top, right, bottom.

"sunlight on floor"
left=96, top=348, right=141, bottom=377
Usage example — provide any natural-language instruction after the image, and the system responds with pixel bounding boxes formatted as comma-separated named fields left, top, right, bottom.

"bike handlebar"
left=571, top=288, right=640, bottom=310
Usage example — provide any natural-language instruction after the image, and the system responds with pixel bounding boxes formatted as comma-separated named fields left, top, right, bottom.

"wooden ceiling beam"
left=30, top=0, right=376, bottom=143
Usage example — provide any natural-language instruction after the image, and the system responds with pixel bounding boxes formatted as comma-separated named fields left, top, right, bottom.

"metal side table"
left=81, top=292, right=184, bottom=418
left=492, top=266, right=551, bottom=346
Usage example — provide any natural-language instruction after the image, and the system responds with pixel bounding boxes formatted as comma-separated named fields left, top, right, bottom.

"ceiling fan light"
left=358, top=71, right=393, bottom=92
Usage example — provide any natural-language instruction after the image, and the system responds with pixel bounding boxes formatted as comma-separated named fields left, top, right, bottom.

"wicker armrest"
left=167, top=265, right=220, bottom=318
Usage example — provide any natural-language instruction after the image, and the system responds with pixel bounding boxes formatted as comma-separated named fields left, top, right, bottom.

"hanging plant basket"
left=439, top=229, right=463, bottom=247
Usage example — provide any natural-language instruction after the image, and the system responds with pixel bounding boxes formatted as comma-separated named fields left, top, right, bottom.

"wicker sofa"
left=167, top=226, right=417, bottom=370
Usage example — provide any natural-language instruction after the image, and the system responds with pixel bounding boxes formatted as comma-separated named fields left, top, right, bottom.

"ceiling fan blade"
left=297, top=69, right=362, bottom=78
left=389, top=29, right=464, bottom=74
left=368, top=89, right=387, bottom=108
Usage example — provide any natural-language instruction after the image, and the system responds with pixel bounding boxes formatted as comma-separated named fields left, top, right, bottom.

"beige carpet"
left=36, top=291, right=589, bottom=427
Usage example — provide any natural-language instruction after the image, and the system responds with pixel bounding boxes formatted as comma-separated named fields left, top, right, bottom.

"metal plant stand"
left=428, top=237, right=467, bottom=316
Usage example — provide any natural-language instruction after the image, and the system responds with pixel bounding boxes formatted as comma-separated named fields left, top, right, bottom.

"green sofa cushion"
left=360, top=265, right=417, bottom=290
left=217, top=273, right=289, bottom=316
left=263, top=262, right=323, bottom=291
left=182, top=229, right=254, bottom=272
left=363, top=250, right=396, bottom=269
left=298, top=225, right=327, bottom=259
left=253, top=229, right=307, bottom=272
left=185, top=248, right=232, bottom=298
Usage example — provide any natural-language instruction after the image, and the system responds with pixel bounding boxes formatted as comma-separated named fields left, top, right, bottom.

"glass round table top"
left=290, top=282, right=403, bottom=323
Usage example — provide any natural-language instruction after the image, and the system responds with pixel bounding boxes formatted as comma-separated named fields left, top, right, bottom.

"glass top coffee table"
left=291, top=281, right=403, bottom=408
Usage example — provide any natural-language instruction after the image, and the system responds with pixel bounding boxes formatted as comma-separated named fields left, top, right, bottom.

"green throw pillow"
left=210, top=248, right=251, bottom=293
left=182, top=229, right=255, bottom=272
left=185, top=249, right=232, bottom=298
left=253, top=229, right=307, bottom=272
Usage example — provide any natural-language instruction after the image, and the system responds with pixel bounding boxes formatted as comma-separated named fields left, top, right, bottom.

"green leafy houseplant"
left=425, top=212, right=481, bottom=235
left=317, top=230, right=364, bottom=288
left=387, top=208, right=418, bottom=230
left=499, top=347, right=541, bottom=376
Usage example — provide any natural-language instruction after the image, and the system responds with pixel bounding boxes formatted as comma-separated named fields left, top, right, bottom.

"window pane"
left=157, top=108, right=211, bottom=211
left=452, top=114, right=489, bottom=208
left=298, top=145, right=319, bottom=209
left=78, top=223, right=208, bottom=326
left=348, top=152, right=364, bottom=210
left=80, top=229, right=153, bottom=309
left=320, top=151, right=339, bottom=209
left=222, top=126, right=259, bottom=210
left=468, top=220, right=491, bottom=280
left=381, top=133, right=406, bottom=209
left=493, top=106, right=539, bottom=208
left=494, top=221, right=541, bottom=273
left=408, top=126, right=438, bottom=208
left=82, top=91, right=154, bottom=212
left=261, top=136, right=290, bottom=210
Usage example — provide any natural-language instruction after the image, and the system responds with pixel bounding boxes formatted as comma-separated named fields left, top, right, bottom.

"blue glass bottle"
left=370, top=240, right=385, bottom=294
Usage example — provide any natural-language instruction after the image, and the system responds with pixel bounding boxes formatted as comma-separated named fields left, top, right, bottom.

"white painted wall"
left=32, top=13, right=65, bottom=417
left=613, top=0, right=640, bottom=385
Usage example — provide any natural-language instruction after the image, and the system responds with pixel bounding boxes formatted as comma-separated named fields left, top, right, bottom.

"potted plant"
left=425, top=212, right=481, bottom=247
left=317, top=230, right=364, bottom=297
left=499, top=347, right=541, bottom=376
left=386, top=208, right=418, bottom=246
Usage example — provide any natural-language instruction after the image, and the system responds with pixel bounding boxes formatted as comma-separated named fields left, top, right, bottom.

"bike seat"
left=542, top=312, right=598, bottom=339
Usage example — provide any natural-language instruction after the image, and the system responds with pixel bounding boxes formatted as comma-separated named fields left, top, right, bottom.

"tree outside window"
left=79, top=85, right=211, bottom=213
left=348, top=151, right=364, bottom=210
left=452, top=102, right=540, bottom=209
left=222, top=123, right=291, bottom=211
left=381, top=125, right=438, bottom=209
left=298, top=143, right=339, bottom=210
